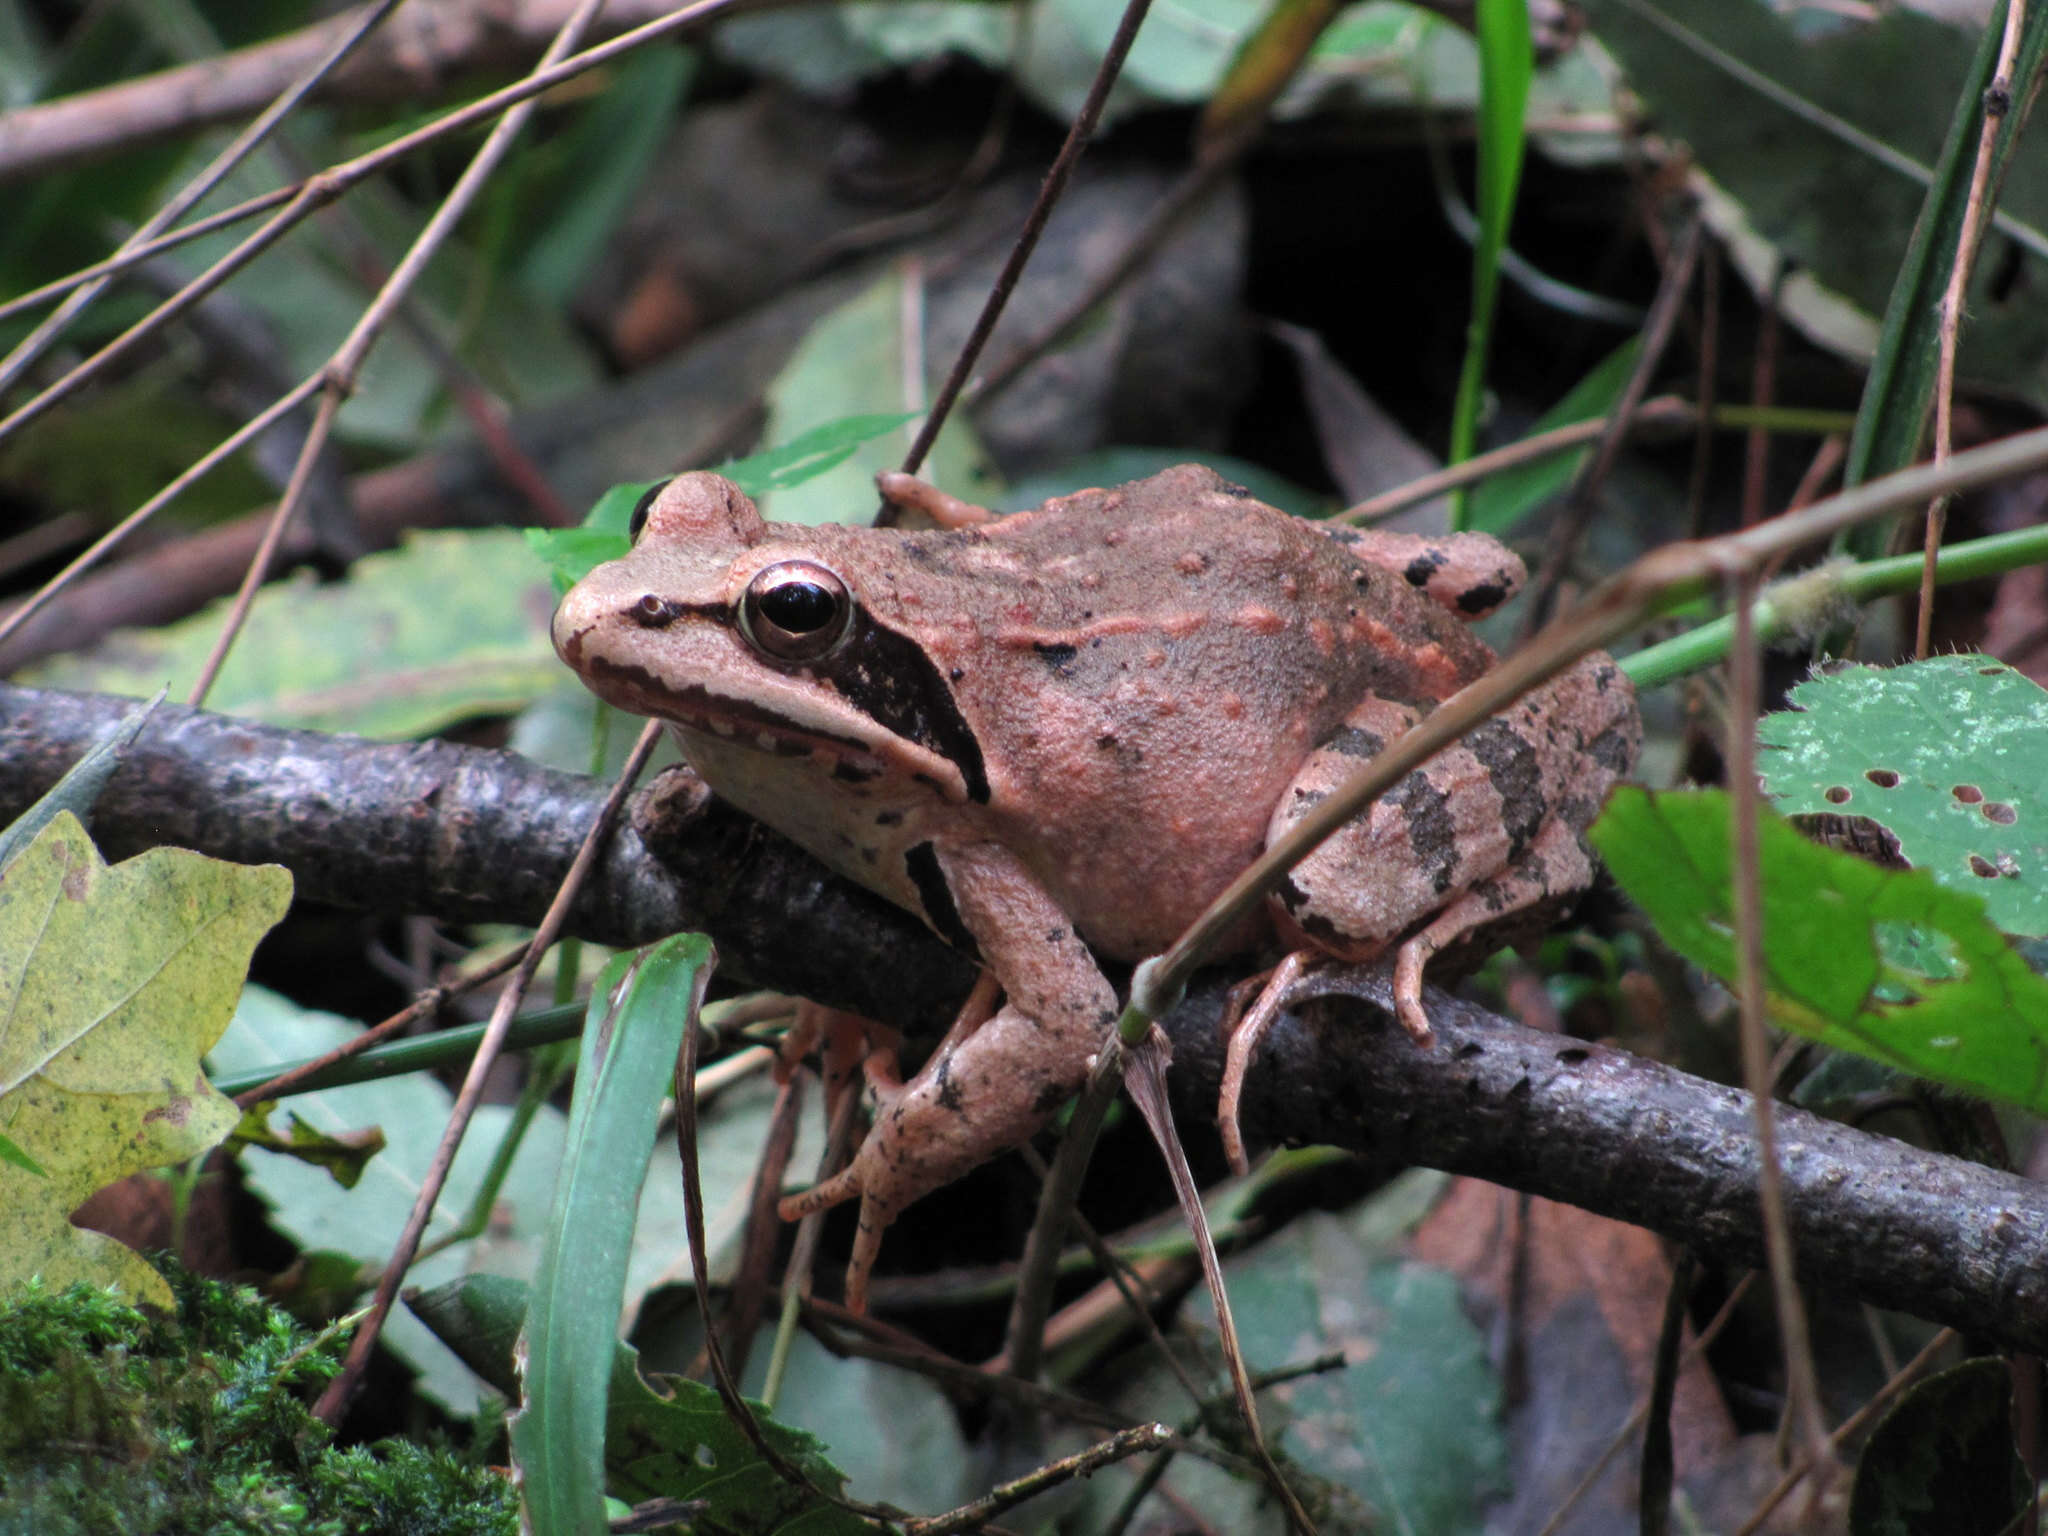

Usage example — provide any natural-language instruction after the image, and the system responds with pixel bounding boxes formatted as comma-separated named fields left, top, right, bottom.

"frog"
left=550, top=463, right=1639, bottom=1309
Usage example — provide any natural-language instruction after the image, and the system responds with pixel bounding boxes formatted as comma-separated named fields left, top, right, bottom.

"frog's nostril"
left=631, top=593, right=680, bottom=628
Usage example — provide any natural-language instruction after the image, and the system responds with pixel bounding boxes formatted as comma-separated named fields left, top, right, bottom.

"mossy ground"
left=0, top=1263, right=516, bottom=1536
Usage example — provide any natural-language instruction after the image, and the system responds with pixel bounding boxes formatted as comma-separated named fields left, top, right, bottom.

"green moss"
left=0, top=1265, right=516, bottom=1536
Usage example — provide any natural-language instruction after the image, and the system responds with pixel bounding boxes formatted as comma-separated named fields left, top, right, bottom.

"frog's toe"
left=841, top=1195, right=889, bottom=1314
left=1217, top=950, right=1312, bottom=1177
left=1391, top=944, right=1438, bottom=1045
left=778, top=1162, right=862, bottom=1222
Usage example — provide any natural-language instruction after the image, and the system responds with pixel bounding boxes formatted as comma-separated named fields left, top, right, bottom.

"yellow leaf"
left=0, top=813, right=291, bottom=1305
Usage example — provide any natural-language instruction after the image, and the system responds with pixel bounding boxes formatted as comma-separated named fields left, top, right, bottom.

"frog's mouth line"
left=580, top=654, right=961, bottom=796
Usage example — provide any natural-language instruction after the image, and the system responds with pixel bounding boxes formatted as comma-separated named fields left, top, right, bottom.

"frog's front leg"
left=777, top=841, right=1116, bottom=1311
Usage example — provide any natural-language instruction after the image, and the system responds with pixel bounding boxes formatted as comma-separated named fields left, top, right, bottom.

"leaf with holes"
left=1591, top=788, right=2048, bottom=1113
left=1759, top=655, right=2048, bottom=937
left=0, top=813, right=290, bottom=1307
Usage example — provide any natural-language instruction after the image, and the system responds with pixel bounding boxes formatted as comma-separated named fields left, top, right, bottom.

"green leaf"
left=416, top=1273, right=874, bottom=1536
left=1447, top=0, right=1534, bottom=528
left=756, top=269, right=1001, bottom=526
left=228, top=1104, right=386, bottom=1190
left=0, top=688, right=159, bottom=873
left=526, top=522, right=639, bottom=595
left=22, top=530, right=560, bottom=738
left=1848, top=1358, right=2028, bottom=1536
left=0, top=813, right=289, bottom=1308
left=1759, top=655, right=2048, bottom=937
left=718, top=410, right=919, bottom=497
left=513, top=936, right=708, bottom=1536
left=1466, top=336, right=1641, bottom=534
left=1590, top=787, right=2048, bottom=1113
left=528, top=412, right=925, bottom=591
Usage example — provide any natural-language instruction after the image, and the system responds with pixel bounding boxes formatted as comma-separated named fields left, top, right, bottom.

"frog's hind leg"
left=1390, top=815, right=1595, bottom=1040
left=1217, top=949, right=1314, bottom=1176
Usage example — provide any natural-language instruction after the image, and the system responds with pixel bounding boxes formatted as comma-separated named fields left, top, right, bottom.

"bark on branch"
left=5, top=681, right=2046, bottom=1354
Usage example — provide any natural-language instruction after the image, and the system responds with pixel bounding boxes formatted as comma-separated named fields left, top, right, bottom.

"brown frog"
left=551, top=464, right=1639, bottom=1307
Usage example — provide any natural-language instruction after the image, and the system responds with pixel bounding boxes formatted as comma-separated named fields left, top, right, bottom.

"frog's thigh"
left=1389, top=815, right=1593, bottom=1038
left=1270, top=699, right=1523, bottom=954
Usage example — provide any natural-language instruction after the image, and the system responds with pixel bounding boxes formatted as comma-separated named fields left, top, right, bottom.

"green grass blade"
left=1447, top=0, right=1534, bottom=529
left=512, top=934, right=711, bottom=1536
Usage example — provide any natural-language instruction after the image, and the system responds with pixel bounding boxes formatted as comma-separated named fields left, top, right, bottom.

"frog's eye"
left=628, top=479, right=672, bottom=544
left=739, top=560, right=854, bottom=662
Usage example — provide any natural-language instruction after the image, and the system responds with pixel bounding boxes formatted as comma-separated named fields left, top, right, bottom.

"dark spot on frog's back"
left=1325, top=725, right=1384, bottom=759
left=1217, top=478, right=1254, bottom=498
left=1033, top=641, right=1079, bottom=674
left=1468, top=720, right=1543, bottom=858
left=1389, top=773, right=1460, bottom=893
left=1456, top=583, right=1509, bottom=615
left=1403, top=551, right=1447, bottom=588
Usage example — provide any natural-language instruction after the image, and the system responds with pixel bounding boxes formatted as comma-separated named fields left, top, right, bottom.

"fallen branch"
left=6, top=681, right=2048, bottom=1354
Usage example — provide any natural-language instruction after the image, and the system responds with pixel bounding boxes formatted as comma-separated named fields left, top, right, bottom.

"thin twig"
left=1122, top=1031, right=1318, bottom=1536
left=1918, top=0, right=2029, bottom=658
left=716, top=1069, right=805, bottom=1388
left=0, top=375, right=322, bottom=657
left=232, top=946, right=524, bottom=1108
left=0, top=0, right=405, bottom=397
left=1003, top=1142, right=1209, bottom=1411
left=1734, top=1328, right=1957, bottom=1536
left=1334, top=396, right=1854, bottom=527
left=1725, top=563, right=1832, bottom=1475
left=313, top=718, right=662, bottom=1424
left=1684, top=238, right=1720, bottom=538
left=903, top=1423, right=1175, bottom=1536
left=0, top=0, right=738, bottom=453
left=763, top=1075, right=861, bottom=1408
left=1741, top=263, right=1785, bottom=529
left=889, top=0, right=1157, bottom=487
left=186, top=0, right=615, bottom=707
left=1003, top=1031, right=1128, bottom=1386
left=968, top=128, right=1250, bottom=408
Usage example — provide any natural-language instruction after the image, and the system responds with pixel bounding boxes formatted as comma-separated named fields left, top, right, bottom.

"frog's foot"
left=776, top=968, right=1018, bottom=1312
left=1217, top=949, right=1314, bottom=1177
left=1390, top=815, right=1595, bottom=1040
left=875, top=470, right=996, bottom=529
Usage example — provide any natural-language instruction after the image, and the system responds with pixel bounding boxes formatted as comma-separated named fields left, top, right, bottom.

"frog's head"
left=551, top=472, right=986, bottom=804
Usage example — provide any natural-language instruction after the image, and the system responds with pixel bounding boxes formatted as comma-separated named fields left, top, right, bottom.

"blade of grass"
left=1446, top=0, right=1533, bottom=529
left=511, top=935, right=708, bottom=1536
